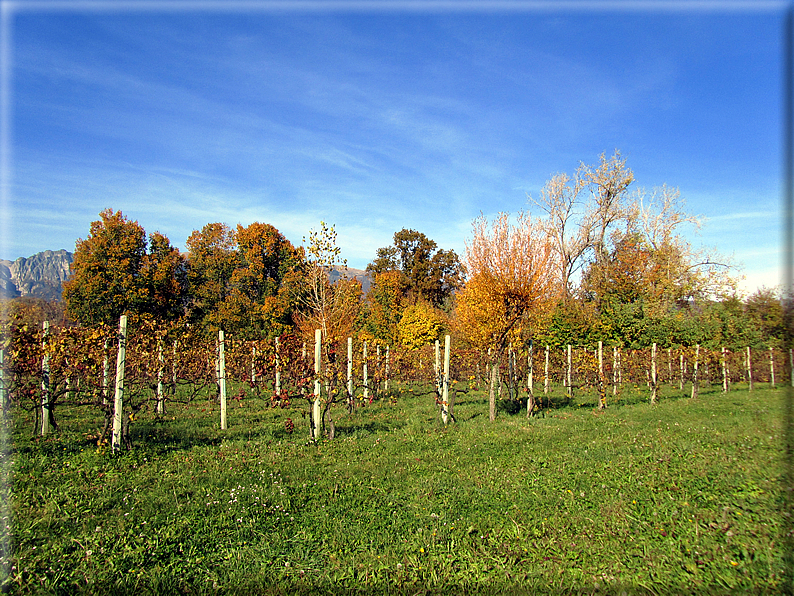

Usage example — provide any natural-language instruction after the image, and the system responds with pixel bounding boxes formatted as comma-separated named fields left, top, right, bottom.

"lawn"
left=2, top=381, right=789, bottom=594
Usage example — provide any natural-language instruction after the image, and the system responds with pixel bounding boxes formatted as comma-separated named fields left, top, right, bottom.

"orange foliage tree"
left=63, top=209, right=186, bottom=327
left=455, top=212, right=559, bottom=421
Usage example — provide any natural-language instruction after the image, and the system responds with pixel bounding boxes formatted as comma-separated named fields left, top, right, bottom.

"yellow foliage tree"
left=398, top=302, right=445, bottom=350
left=455, top=212, right=559, bottom=421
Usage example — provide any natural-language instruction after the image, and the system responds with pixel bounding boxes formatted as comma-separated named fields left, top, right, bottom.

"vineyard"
left=2, top=315, right=790, bottom=448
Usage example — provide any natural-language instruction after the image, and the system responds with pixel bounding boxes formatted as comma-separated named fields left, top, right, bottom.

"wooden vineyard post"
left=769, top=347, right=776, bottom=388
left=650, top=343, right=658, bottom=405
left=347, top=337, right=353, bottom=411
left=251, top=345, right=257, bottom=385
left=722, top=347, right=728, bottom=393
left=219, top=330, right=227, bottom=430
left=747, top=346, right=753, bottom=392
left=544, top=345, right=550, bottom=398
left=275, top=337, right=281, bottom=399
left=41, top=321, right=51, bottom=436
left=691, top=344, right=700, bottom=399
left=312, top=329, right=322, bottom=441
left=527, top=339, right=535, bottom=417
left=566, top=344, right=572, bottom=398
left=157, top=339, right=165, bottom=415
left=441, top=335, right=451, bottom=425
left=111, top=315, right=128, bottom=451
left=363, top=341, right=369, bottom=402
left=598, top=340, right=605, bottom=409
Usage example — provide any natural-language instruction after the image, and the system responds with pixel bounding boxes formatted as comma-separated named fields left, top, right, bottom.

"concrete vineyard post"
left=544, top=345, right=549, bottom=397
left=650, top=343, right=658, bottom=405
left=441, top=335, right=451, bottom=425
left=347, top=337, right=353, bottom=409
left=769, top=347, right=775, bottom=388
left=102, top=338, right=110, bottom=405
left=363, top=341, right=369, bottom=401
left=725, top=349, right=731, bottom=391
left=219, top=330, right=227, bottom=430
left=172, top=341, right=178, bottom=388
left=613, top=346, right=618, bottom=396
left=157, top=339, right=165, bottom=415
left=790, top=349, right=793, bottom=388
left=434, top=340, right=441, bottom=397
left=596, top=340, right=604, bottom=409
left=668, top=347, right=673, bottom=388
left=383, top=346, right=389, bottom=391
left=722, top=347, right=728, bottom=393
left=41, top=321, right=51, bottom=436
left=566, top=345, right=572, bottom=398
left=312, top=329, right=322, bottom=441
left=250, top=345, right=256, bottom=384
left=679, top=353, right=684, bottom=391
left=691, top=344, right=700, bottom=399
left=526, top=340, right=535, bottom=416
left=376, top=345, right=381, bottom=391
left=747, top=346, right=753, bottom=392
left=111, top=315, right=127, bottom=451
left=275, top=337, right=281, bottom=398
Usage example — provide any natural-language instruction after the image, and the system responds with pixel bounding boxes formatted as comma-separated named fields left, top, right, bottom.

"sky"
left=1, top=0, right=787, bottom=296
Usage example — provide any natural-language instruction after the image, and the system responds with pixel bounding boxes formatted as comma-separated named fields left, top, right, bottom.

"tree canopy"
left=63, top=209, right=186, bottom=327
left=366, top=229, right=463, bottom=309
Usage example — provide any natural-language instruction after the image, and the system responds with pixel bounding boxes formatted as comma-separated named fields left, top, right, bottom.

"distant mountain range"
left=0, top=249, right=371, bottom=301
left=0, top=249, right=74, bottom=301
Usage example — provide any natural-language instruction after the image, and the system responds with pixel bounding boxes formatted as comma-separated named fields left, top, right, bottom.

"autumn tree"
left=185, top=223, right=238, bottom=330
left=397, top=302, right=446, bottom=350
left=360, top=270, right=404, bottom=345
left=185, top=222, right=303, bottom=337
left=295, top=222, right=361, bottom=439
left=296, top=222, right=361, bottom=345
left=582, top=184, right=735, bottom=315
left=455, top=212, right=559, bottom=421
left=532, top=151, right=634, bottom=302
left=63, top=209, right=185, bottom=326
left=367, top=229, right=463, bottom=309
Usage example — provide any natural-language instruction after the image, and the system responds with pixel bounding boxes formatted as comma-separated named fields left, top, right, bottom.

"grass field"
left=2, top=381, right=789, bottom=594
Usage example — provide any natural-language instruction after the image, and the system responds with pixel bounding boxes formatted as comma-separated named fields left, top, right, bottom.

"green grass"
left=3, top=382, right=789, bottom=595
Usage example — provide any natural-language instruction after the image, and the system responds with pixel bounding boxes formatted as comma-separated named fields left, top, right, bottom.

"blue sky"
left=1, top=1, right=786, bottom=295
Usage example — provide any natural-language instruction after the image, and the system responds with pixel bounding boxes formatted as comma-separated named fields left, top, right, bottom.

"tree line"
left=3, top=151, right=786, bottom=391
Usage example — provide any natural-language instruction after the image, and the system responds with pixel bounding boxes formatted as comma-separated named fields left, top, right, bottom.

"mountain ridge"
left=0, top=250, right=372, bottom=301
